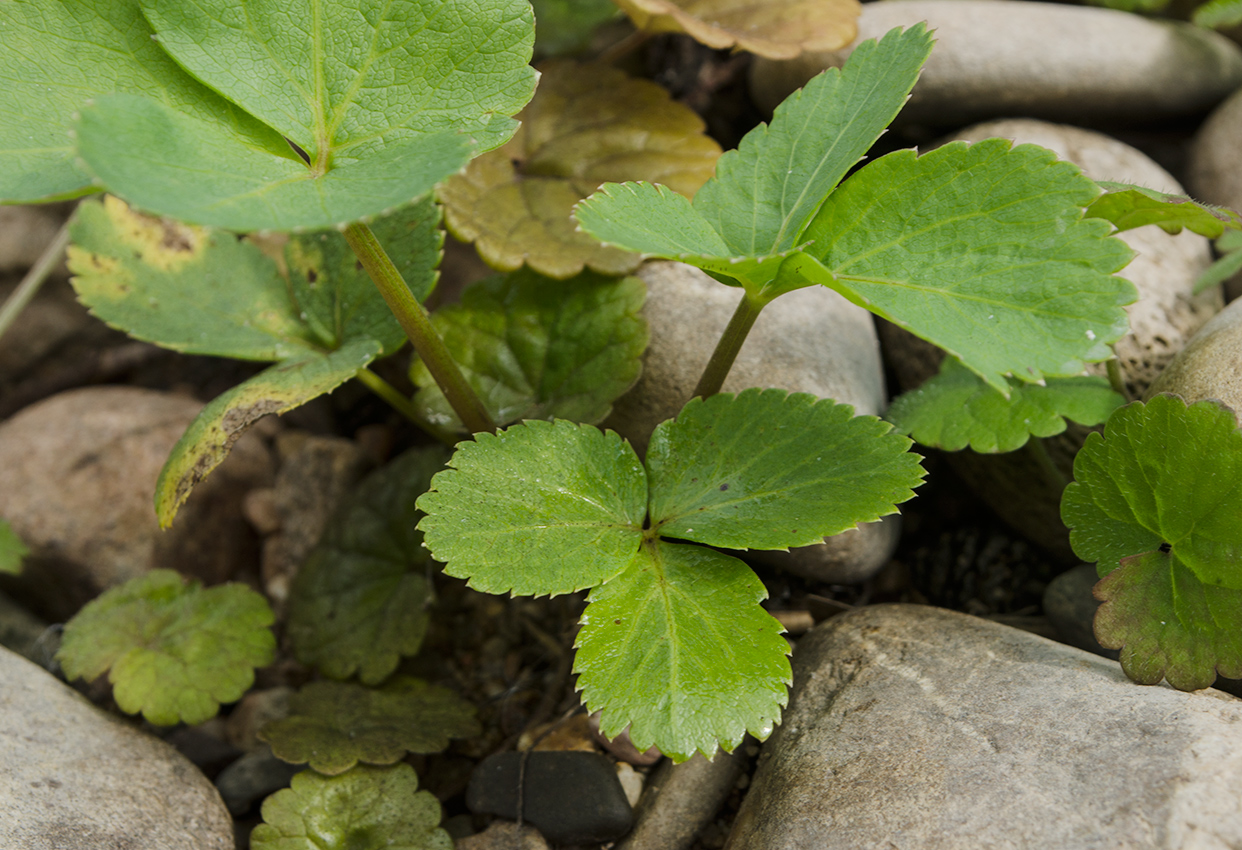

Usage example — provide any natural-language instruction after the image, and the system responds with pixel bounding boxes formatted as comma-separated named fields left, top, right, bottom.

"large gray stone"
left=605, top=261, right=895, bottom=584
left=617, top=748, right=748, bottom=850
left=1188, top=86, right=1242, bottom=225
left=750, top=0, right=1242, bottom=127
left=1147, top=284, right=1242, bottom=420
left=0, top=646, right=233, bottom=849
left=727, top=604, right=1242, bottom=849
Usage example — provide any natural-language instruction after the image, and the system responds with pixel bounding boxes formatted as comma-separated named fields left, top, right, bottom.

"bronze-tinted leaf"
left=438, top=60, right=720, bottom=279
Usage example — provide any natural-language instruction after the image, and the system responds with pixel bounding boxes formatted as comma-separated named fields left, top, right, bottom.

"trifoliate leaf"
left=72, top=0, right=538, bottom=231
left=251, top=765, right=451, bottom=850
left=1194, top=0, right=1242, bottom=30
left=287, top=448, right=450, bottom=685
left=1087, top=182, right=1242, bottom=238
left=1061, top=395, right=1242, bottom=589
left=155, top=341, right=381, bottom=527
left=439, top=60, right=720, bottom=278
left=532, top=0, right=620, bottom=56
left=410, top=270, right=648, bottom=431
left=575, top=540, right=790, bottom=762
left=1092, top=550, right=1242, bottom=691
left=613, top=0, right=859, bottom=59
left=803, top=140, right=1136, bottom=394
left=886, top=357, right=1124, bottom=453
left=1061, top=395, right=1242, bottom=689
left=0, top=520, right=29, bottom=576
left=694, top=25, right=934, bottom=258
left=57, top=570, right=275, bottom=725
left=259, top=678, right=480, bottom=775
left=645, top=389, right=925, bottom=550
left=0, top=0, right=286, bottom=203
left=416, top=420, right=647, bottom=596
left=69, top=195, right=438, bottom=360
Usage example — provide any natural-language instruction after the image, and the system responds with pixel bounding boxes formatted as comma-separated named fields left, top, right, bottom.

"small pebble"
left=214, top=746, right=303, bottom=816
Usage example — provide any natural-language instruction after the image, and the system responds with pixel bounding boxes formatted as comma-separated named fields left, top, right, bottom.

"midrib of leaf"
left=310, top=0, right=329, bottom=173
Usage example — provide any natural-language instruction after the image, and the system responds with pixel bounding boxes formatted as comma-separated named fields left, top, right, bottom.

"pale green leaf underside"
left=260, top=677, right=480, bottom=775
left=693, top=24, right=933, bottom=256
left=1093, top=550, right=1242, bottom=691
left=76, top=94, right=473, bottom=232
left=57, top=570, right=275, bottom=726
left=646, top=389, right=924, bottom=550
left=140, top=0, right=536, bottom=164
left=156, top=340, right=380, bottom=527
left=1194, top=244, right=1242, bottom=295
left=804, top=140, right=1137, bottom=394
left=886, top=357, right=1124, bottom=453
left=0, top=0, right=285, bottom=203
left=252, top=765, right=451, bottom=850
left=1060, top=395, right=1242, bottom=590
left=288, top=448, right=449, bottom=685
left=576, top=540, right=791, bottom=762
left=1087, top=182, right=1242, bottom=238
left=411, top=269, right=648, bottom=430
left=0, top=519, right=29, bottom=576
left=1195, top=0, right=1242, bottom=28
left=417, top=420, right=647, bottom=596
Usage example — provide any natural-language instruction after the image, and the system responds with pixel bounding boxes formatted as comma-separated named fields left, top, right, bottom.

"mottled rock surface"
left=727, top=604, right=1242, bottom=849
left=618, top=748, right=748, bottom=850
left=1147, top=295, right=1242, bottom=420
left=0, top=646, right=233, bottom=849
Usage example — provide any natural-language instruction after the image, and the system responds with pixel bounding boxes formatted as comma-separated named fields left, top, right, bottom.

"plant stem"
left=343, top=222, right=497, bottom=434
left=353, top=367, right=457, bottom=446
left=693, top=291, right=767, bottom=399
left=0, top=220, right=71, bottom=345
left=1105, top=358, right=1132, bottom=402
left=599, top=29, right=651, bottom=64
left=1026, top=436, right=1068, bottom=492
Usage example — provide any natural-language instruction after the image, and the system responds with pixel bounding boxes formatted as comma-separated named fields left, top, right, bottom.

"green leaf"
left=1194, top=0, right=1242, bottom=29
left=287, top=448, right=450, bottom=685
left=1092, top=550, right=1242, bottom=691
left=575, top=181, right=733, bottom=262
left=803, top=140, right=1137, bottom=394
left=0, top=0, right=286, bottom=203
left=532, top=0, right=620, bottom=56
left=155, top=341, right=380, bottom=528
left=0, top=520, right=29, bottom=576
left=259, top=678, right=480, bottom=775
left=693, top=25, right=933, bottom=257
left=886, top=357, right=1124, bottom=453
left=1194, top=240, right=1242, bottom=295
left=645, top=389, right=925, bottom=550
left=75, top=94, right=472, bottom=232
left=410, top=270, right=648, bottom=430
left=251, top=765, right=452, bottom=850
left=576, top=540, right=790, bottom=761
left=1061, top=395, right=1242, bottom=589
left=57, top=570, right=275, bottom=725
left=1086, top=182, right=1242, bottom=238
left=416, top=420, right=647, bottom=596
left=439, top=60, right=721, bottom=278
left=1086, top=0, right=1169, bottom=10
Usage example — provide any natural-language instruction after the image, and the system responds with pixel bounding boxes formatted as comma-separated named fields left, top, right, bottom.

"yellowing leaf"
left=613, top=0, right=859, bottom=59
left=438, top=60, right=720, bottom=279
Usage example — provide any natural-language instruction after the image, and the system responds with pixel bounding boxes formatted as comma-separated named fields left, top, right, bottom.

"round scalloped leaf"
left=1093, top=550, right=1242, bottom=691
left=416, top=420, right=647, bottom=596
left=57, top=570, right=275, bottom=726
left=575, top=540, right=791, bottom=762
left=410, top=269, right=648, bottom=430
left=804, top=140, right=1137, bottom=394
left=645, top=389, right=925, bottom=551
left=613, top=0, right=859, bottom=59
left=439, top=60, right=720, bottom=278
left=886, top=357, right=1124, bottom=453
left=73, top=0, right=538, bottom=231
left=0, top=520, right=29, bottom=576
left=259, top=677, right=480, bottom=775
left=251, top=765, right=451, bottom=850
left=287, top=448, right=449, bottom=685
left=1061, top=395, right=1242, bottom=589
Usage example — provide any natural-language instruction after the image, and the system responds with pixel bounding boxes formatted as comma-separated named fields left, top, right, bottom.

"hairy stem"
left=353, top=367, right=457, bottom=446
left=1105, top=357, right=1132, bottom=402
left=1026, top=436, right=1069, bottom=492
left=343, top=222, right=496, bottom=434
left=0, top=221, right=71, bottom=345
left=693, top=291, right=766, bottom=399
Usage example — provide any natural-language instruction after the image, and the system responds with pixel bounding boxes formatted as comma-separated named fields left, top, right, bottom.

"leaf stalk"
left=693, top=290, right=768, bottom=399
left=0, top=220, right=71, bottom=345
left=353, top=367, right=457, bottom=446
left=343, top=222, right=497, bottom=434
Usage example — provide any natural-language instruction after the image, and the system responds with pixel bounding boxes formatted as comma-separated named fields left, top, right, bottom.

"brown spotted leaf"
left=613, top=0, right=859, bottom=59
left=437, top=60, right=720, bottom=279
